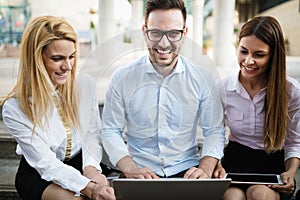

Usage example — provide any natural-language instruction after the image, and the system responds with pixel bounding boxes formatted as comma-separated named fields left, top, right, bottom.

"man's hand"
left=213, top=162, right=226, bottom=178
left=184, top=167, right=210, bottom=179
left=123, top=166, right=159, bottom=179
left=184, top=156, right=218, bottom=179
left=117, top=156, right=159, bottom=179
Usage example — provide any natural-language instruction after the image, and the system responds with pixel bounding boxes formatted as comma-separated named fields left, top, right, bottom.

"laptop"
left=112, top=178, right=231, bottom=200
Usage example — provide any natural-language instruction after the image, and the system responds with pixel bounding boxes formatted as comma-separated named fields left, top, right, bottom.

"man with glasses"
left=101, top=0, right=225, bottom=179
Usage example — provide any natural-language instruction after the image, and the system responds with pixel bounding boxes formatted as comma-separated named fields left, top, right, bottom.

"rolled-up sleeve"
left=284, top=78, right=300, bottom=161
left=78, top=74, right=103, bottom=171
left=101, top=69, right=130, bottom=166
left=199, top=72, right=225, bottom=160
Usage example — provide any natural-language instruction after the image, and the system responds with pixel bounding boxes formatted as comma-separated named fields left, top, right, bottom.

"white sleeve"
left=77, top=73, right=103, bottom=171
left=2, top=99, right=90, bottom=194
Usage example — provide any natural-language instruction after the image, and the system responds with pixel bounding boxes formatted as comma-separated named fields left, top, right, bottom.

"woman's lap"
left=222, top=141, right=294, bottom=200
left=15, top=152, right=82, bottom=200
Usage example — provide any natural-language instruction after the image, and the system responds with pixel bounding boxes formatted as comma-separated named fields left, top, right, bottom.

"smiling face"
left=42, top=39, right=76, bottom=88
left=238, top=35, right=271, bottom=82
left=143, top=9, right=187, bottom=73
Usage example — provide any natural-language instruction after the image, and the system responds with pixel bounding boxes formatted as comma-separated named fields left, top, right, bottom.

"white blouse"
left=2, top=73, right=102, bottom=194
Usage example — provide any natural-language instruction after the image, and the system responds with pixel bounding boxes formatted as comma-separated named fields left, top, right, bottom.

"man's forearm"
left=117, top=156, right=139, bottom=173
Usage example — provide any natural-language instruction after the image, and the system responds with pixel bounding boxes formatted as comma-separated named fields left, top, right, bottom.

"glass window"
left=0, top=0, right=31, bottom=44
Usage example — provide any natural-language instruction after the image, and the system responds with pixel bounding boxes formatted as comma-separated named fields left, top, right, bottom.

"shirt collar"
left=145, top=55, right=184, bottom=75
left=226, top=69, right=241, bottom=92
left=225, top=69, right=267, bottom=98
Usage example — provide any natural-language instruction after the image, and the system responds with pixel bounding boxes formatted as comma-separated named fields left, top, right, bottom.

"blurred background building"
left=0, top=0, right=299, bottom=96
left=0, top=0, right=299, bottom=60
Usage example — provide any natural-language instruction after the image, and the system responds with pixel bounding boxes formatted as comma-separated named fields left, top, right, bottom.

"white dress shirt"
left=101, top=55, right=225, bottom=177
left=2, top=73, right=102, bottom=194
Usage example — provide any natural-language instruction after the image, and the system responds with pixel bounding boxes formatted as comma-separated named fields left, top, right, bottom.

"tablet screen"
left=226, top=173, right=283, bottom=185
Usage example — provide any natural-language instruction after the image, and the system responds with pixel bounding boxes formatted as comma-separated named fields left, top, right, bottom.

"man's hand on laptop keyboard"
left=123, top=167, right=160, bottom=179
left=117, top=156, right=159, bottom=179
left=183, top=167, right=211, bottom=179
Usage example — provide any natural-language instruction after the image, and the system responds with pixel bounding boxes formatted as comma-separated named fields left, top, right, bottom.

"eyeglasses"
left=145, top=26, right=185, bottom=42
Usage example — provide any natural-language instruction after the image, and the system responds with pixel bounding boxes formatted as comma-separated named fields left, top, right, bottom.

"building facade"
left=0, top=0, right=299, bottom=58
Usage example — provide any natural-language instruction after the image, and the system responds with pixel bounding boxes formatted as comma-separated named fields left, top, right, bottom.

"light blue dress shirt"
left=101, top=55, right=225, bottom=177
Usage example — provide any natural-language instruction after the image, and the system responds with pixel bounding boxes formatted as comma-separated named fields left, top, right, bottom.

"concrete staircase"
left=0, top=107, right=21, bottom=200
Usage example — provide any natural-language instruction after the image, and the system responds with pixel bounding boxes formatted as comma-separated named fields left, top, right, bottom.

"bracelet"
left=90, top=182, right=97, bottom=200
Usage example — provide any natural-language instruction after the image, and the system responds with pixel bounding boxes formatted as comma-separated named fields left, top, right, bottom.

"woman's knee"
left=42, top=183, right=84, bottom=200
left=223, top=187, right=246, bottom=200
left=247, top=185, right=279, bottom=200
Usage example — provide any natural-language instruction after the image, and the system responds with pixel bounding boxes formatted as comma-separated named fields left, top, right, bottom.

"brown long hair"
left=239, top=16, right=287, bottom=153
left=1, top=15, right=79, bottom=132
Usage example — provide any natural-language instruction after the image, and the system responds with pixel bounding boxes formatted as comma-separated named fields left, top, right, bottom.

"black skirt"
left=222, top=141, right=293, bottom=200
left=222, top=141, right=285, bottom=174
left=15, top=151, right=83, bottom=200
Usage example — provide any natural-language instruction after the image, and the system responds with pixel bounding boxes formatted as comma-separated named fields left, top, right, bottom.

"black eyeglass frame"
left=145, top=26, right=186, bottom=42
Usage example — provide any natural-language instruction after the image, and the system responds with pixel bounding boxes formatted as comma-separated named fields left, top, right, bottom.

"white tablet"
left=225, top=173, right=283, bottom=185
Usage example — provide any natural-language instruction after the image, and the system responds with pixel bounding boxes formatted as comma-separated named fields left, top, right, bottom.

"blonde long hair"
left=1, top=15, right=79, bottom=132
left=239, top=16, right=288, bottom=153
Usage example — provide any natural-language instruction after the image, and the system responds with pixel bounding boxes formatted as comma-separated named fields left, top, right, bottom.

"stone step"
left=0, top=185, right=21, bottom=200
left=0, top=159, right=20, bottom=200
left=0, top=159, right=18, bottom=186
left=0, top=117, right=21, bottom=200
left=0, top=132, right=19, bottom=160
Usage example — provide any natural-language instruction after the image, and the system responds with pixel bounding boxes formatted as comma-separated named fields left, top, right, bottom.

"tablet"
left=225, top=173, right=283, bottom=185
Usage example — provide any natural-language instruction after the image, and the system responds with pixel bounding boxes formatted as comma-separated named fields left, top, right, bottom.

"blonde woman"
left=1, top=16, right=115, bottom=200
